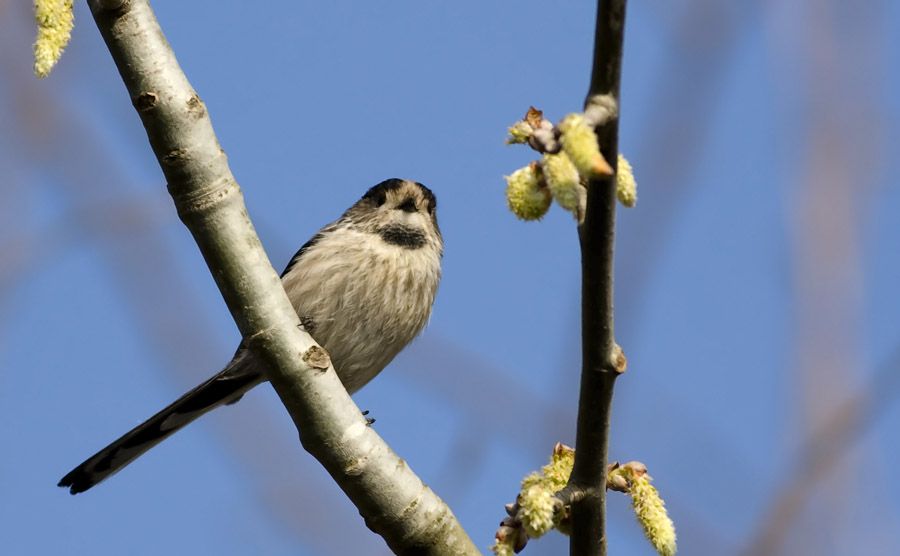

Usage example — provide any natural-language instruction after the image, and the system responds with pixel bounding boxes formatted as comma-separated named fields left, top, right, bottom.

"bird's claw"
left=362, top=410, right=375, bottom=426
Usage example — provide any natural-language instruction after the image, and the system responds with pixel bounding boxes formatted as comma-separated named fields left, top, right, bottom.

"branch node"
left=162, top=147, right=189, bottom=167
left=611, top=343, right=627, bottom=374
left=555, top=484, right=587, bottom=507
left=302, top=345, right=331, bottom=372
left=583, top=94, right=619, bottom=128
left=132, top=91, right=158, bottom=112
left=186, top=94, right=206, bottom=119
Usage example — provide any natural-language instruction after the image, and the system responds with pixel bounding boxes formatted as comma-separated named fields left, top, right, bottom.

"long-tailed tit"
left=59, top=179, right=442, bottom=494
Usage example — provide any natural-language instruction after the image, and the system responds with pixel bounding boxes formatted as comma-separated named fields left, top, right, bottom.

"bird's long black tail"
left=59, top=363, right=264, bottom=494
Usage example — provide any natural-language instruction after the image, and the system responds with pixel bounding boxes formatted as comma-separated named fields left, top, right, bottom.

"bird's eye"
left=374, top=192, right=387, bottom=207
left=397, top=198, right=417, bottom=213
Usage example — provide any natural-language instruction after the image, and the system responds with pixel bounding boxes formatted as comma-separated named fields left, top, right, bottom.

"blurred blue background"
left=2, top=1, right=899, bottom=554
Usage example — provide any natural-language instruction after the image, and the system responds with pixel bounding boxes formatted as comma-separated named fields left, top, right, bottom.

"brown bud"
left=524, top=106, right=544, bottom=128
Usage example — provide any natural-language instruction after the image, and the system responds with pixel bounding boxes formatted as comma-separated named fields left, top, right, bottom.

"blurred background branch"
left=743, top=346, right=900, bottom=555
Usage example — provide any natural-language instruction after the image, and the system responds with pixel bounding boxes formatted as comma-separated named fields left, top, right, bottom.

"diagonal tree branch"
left=741, top=345, right=900, bottom=555
left=85, top=1, right=477, bottom=553
left=566, top=1, right=628, bottom=555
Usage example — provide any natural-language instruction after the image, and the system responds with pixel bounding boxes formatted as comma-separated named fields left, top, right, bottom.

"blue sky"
left=2, top=1, right=899, bottom=554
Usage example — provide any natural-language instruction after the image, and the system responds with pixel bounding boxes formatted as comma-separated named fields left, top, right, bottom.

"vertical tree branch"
left=568, top=1, right=628, bottom=555
left=84, top=1, right=477, bottom=553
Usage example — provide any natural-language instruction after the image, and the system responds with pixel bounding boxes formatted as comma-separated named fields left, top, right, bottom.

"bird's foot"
left=362, top=410, right=375, bottom=426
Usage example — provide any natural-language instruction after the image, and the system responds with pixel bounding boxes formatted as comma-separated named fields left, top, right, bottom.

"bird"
left=59, top=178, right=443, bottom=494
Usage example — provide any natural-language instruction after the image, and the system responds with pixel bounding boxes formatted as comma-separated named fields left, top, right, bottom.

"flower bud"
left=506, top=120, right=534, bottom=144
left=559, top=114, right=613, bottom=177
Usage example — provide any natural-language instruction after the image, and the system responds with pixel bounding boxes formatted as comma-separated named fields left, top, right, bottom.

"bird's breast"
left=281, top=228, right=441, bottom=392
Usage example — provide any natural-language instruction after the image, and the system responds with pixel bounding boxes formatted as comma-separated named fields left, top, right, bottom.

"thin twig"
left=566, top=1, right=628, bottom=555
left=84, top=1, right=477, bottom=553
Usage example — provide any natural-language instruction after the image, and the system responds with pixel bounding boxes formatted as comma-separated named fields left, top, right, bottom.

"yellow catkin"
left=514, top=443, right=575, bottom=539
left=560, top=114, right=612, bottom=177
left=34, top=0, right=75, bottom=78
left=519, top=484, right=556, bottom=537
left=541, top=443, right=574, bottom=491
left=505, top=164, right=551, bottom=220
left=623, top=466, right=677, bottom=556
left=542, top=152, right=584, bottom=217
left=616, top=154, right=638, bottom=208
